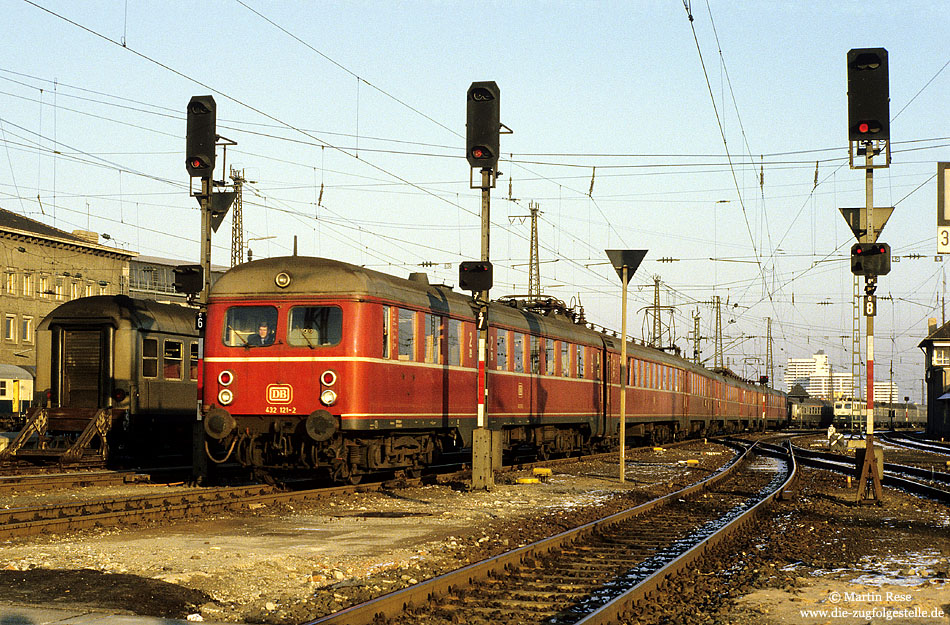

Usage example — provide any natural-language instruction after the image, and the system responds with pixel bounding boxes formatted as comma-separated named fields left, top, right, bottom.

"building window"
left=21, top=273, right=34, bottom=297
left=934, top=346, right=950, bottom=367
left=55, top=277, right=64, bottom=301
left=5, top=271, right=16, bottom=295
left=85, top=282, right=95, bottom=297
left=4, top=315, right=16, bottom=342
left=39, top=275, right=50, bottom=298
left=20, top=317, right=33, bottom=344
left=70, top=281, right=82, bottom=300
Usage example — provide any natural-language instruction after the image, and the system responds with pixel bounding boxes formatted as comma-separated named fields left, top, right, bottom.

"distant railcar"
left=12, top=295, right=200, bottom=465
left=200, top=256, right=787, bottom=482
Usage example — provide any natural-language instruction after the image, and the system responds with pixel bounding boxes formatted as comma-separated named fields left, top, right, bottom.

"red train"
left=200, top=256, right=786, bottom=481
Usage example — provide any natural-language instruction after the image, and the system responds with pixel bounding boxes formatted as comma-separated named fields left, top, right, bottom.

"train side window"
left=545, top=340, right=555, bottom=376
left=424, top=313, right=442, bottom=364
left=142, top=338, right=158, bottom=378
left=398, top=308, right=415, bottom=361
left=382, top=306, right=390, bottom=359
left=529, top=335, right=540, bottom=374
left=164, top=340, right=183, bottom=380
left=189, top=342, right=199, bottom=381
left=448, top=318, right=461, bottom=366
left=576, top=344, right=584, bottom=378
left=496, top=329, right=508, bottom=370
left=593, top=350, right=601, bottom=381
left=561, top=342, right=570, bottom=377
left=223, top=306, right=278, bottom=347
left=512, top=333, right=524, bottom=373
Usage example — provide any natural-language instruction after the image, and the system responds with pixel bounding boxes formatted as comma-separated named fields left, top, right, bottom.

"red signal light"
left=471, top=147, right=485, bottom=159
left=858, top=122, right=870, bottom=133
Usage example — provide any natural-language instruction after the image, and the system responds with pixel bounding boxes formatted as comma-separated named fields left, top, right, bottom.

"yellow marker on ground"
left=653, top=447, right=665, bottom=452
left=516, top=477, right=541, bottom=484
left=533, top=468, right=552, bottom=476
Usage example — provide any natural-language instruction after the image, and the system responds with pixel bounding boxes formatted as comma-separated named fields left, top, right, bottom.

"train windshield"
left=223, top=306, right=278, bottom=347
left=288, top=306, right=342, bottom=347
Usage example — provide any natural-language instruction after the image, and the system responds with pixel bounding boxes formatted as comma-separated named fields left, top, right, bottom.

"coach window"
left=561, top=342, right=570, bottom=377
left=512, top=333, right=524, bottom=373
left=545, top=340, right=555, bottom=376
left=164, top=341, right=183, bottom=380
left=289, top=306, right=343, bottom=347
left=424, top=313, right=442, bottom=364
left=189, top=342, right=199, bottom=381
left=529, top=335, right=540, bottom=374
left=398, top=308, right=415, bottom=361
left=496, top=329, right=508, bottom=370
left=142, top=338, right=158, bottom=378
left=223, top=306, right=279, bottom=347
left=593, top=350, right=601, bottom=381
left=576, top=344, right=584, bottom=378
left=448, top=318, right=462, bottom=366
left=382, top=306, right=391, bottom=358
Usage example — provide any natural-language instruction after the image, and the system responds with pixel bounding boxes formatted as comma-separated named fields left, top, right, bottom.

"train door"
left=60, top=328, right=108, bottom=408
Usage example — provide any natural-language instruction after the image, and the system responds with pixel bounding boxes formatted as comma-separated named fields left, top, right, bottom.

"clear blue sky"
left=2, top=1, right=949, bottom=400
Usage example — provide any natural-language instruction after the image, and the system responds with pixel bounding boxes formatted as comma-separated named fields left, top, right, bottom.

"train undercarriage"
left=203, top=413, right=776, bottom=483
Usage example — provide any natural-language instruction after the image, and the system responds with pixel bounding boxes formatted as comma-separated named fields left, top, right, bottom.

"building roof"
left=918, top=319, right=950, bottom=348
left=0, top=207, right=135, bottom=257
left=0, top=364, right=32, bottom=380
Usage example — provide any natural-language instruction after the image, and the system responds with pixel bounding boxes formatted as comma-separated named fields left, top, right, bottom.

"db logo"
left=266, top=384, right=293, bottom=404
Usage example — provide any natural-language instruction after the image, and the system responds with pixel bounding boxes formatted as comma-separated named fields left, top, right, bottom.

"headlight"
left=320, top=389, right=337, bottom=406
left=218, top=388, right=234, bottom=405
left=321, top=370, right=337, bottom=386
left=218, top=370, right=234, bottom=386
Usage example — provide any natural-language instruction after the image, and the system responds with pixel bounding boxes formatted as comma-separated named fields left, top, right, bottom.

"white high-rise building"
left=785, top=351, right=855, bottom=400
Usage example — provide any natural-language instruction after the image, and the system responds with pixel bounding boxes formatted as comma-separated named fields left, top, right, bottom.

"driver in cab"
left=248, top=321, right=275, bottom=347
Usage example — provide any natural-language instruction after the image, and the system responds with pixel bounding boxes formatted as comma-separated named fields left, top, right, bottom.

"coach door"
left=60, top=329, right=107, bottom=408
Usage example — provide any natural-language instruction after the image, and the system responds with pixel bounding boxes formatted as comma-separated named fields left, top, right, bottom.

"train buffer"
left=0, top=407, right=113, bottom=465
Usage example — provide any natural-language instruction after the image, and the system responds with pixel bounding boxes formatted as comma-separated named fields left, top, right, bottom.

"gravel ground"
left=2, top=443, right=947, bottom=625
left=0, top=443, right=730, bottom=623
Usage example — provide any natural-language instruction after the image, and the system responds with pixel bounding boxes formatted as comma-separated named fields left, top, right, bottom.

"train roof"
left=37, top=295, right=198, bottom=336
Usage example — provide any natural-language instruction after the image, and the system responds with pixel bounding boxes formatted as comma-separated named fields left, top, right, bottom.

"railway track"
left=0, top=469, right=146, bottom=495
left=878, top=431, right=950, bottom=457
left=303, top=441, right=795, bottom=625
left=769, top=441, right=950, bottom=503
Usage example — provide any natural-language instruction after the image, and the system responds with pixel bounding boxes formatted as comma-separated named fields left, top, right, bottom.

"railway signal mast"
left=464, top=81, right=504, bottom=489
left=844, top=48, right=890, bottom=503
left=185, top=95, right=236, bottom=481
